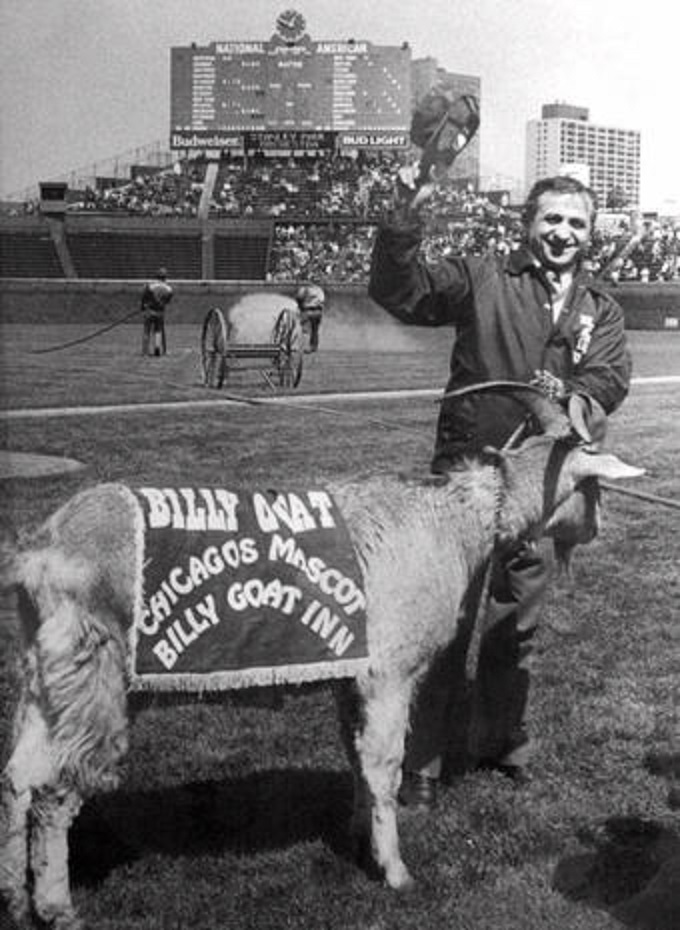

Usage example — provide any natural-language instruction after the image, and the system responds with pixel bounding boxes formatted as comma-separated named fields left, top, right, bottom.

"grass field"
left=1, top=322, right=679, bottom=930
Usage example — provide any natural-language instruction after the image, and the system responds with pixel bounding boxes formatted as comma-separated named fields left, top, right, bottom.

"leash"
left=25, top=296, right=431, bottom=434
left=26, top=310, right=680, bottom=513
left=215, top=389, right=429, bottom=437
left=463, top=419, right=530, bottom=684
left=599, top=482, right=680, bottom=512
left=461, top=416, right=531, bottom=766
left=464, top=460, right=505, bottom=683
left=461, top=455, right=508, bottom=765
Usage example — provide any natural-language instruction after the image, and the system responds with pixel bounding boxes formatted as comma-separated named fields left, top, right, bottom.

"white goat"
left=0, top=385, right=642, bottom=929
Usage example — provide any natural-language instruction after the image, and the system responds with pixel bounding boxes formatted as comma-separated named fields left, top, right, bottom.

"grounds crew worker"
left=141, top=266, right=173, bottom=356
left=295, top=284, right=325, bottom=353
left=368, top=88, right=632, bottom=810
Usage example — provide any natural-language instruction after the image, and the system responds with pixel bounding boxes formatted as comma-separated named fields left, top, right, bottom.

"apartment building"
left=525, top=103, right=640, bottom=207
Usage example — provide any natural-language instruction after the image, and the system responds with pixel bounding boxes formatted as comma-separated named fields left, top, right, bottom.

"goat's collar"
left=484, top=456, right=506, bottom=550
left=493, top=462, right=504, bottom=545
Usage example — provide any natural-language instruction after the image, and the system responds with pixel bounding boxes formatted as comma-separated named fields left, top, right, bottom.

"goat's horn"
left=438, top=380, right=570, bottom=436
left=566, top=395, right=593, bottom=444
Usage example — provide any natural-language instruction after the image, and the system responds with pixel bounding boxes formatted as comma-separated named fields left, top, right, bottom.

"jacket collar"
left=506, top=246, right=539, bottom=276
left=505, top=245, right=610, bottom=296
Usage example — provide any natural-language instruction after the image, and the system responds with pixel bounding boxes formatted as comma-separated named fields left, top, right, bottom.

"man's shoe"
left=477, top=758, right=532, bottom=786
left=398, top=772, right=438, bottom=810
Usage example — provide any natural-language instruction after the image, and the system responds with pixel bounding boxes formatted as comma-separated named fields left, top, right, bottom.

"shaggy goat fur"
left=0, top=430, right=642, bottom=928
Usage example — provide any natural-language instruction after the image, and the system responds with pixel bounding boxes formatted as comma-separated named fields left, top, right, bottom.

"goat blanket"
left=129, top=486, right=368, bottom=691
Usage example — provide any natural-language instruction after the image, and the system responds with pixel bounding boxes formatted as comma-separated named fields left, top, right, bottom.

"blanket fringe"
left=128, top=657, right=369, bottom=694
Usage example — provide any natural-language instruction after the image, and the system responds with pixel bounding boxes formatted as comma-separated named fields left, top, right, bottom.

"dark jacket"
left=369, top=219, right=632, bottom=470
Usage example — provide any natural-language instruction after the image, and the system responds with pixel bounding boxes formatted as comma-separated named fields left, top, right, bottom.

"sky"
left=1, top=0, right=678, bottom=210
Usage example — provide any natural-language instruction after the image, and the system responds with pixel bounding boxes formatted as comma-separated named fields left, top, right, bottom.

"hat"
left=410, top=89, right=480, bottom=185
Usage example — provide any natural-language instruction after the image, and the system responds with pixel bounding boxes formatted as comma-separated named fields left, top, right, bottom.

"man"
left=295, top=284, right=325, bottom=353
left=369, top=173, right=632, bottom=809
left=141, top=266, right=173, bottom=356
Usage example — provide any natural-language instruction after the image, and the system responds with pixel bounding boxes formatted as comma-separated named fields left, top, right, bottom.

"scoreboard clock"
left=275, top=9, right=306, bottom=43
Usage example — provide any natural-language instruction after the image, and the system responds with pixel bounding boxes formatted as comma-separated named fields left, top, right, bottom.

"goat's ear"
left=577, top=451, right=645, bottom=482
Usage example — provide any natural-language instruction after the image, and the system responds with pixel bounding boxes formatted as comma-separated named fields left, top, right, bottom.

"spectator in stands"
left=369, top=172, right=632, bottom=810
left=295, top=283, right=325, bottom=352
left=17, top=150, right=678, bottom=285
left=141, top=266, right=173, bottom=356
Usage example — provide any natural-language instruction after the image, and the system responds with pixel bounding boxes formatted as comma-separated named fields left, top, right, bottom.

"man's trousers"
left=142, top=314, right=167, bottom=356
left=403, top=541, right=550, bottom=777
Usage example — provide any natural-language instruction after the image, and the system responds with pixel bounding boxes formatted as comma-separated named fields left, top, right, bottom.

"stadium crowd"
left=210, top=151, right=400, bottom=219
left=4, top=153, right=679, bottom=283
left=64, top=160, right=206, bottom=217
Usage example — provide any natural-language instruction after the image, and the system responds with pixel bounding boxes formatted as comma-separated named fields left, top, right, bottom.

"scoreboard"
left=170, top=12, right=412, bottom=149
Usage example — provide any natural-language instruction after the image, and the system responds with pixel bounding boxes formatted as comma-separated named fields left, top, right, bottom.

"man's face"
left=528, top=191, right=593, bottom=273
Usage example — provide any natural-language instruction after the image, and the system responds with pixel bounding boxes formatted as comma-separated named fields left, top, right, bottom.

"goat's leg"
left=0, top=770, right=32, bottom=924
left=31, top=783, right=83, bottom=930
left=335, top=682, right=372, bottom=863
left=2, top=694, right=83, bottom=929
left=356, top=679, right=414, bottom=890
left=1, top=696, right=58, bottom=924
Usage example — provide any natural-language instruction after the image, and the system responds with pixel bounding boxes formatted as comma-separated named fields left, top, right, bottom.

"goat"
left=0, top=384, right=643, bottom=928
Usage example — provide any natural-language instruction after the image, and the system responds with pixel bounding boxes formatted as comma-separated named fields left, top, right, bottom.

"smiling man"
left=529, top=184, right=592, bottom=271
left=368, top=174, right=632, bottom=809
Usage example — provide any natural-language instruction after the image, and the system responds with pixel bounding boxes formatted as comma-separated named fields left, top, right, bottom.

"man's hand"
left=531, top=369, right=568, bottom=403
left=394, top=162, right=436, bottom=213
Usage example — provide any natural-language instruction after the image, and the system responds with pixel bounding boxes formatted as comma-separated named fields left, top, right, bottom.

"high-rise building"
left=525, top=103, right=640, bottom=208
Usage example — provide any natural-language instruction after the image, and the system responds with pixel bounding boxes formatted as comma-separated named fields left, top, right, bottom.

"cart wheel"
left=273, top=308, right=303, bottom=389
left=201, top=307, right=228, bottom=388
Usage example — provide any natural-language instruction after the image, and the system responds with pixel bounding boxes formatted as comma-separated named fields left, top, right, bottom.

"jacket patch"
left=573, top=313, right=595, bottom=365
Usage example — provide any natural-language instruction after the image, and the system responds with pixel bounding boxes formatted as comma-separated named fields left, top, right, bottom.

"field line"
left=1, top=376, right=678, bottom=420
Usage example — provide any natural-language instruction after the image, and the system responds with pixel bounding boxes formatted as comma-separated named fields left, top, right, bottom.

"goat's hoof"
left=53, top=915, right=85, bottom=930
left=2, top=890, right=31, bottom=928
left=350, top=832, right=383, bottom=881
left=384, top=863, right=416, bottom=892
left=36, top=907, right=84, bottom=930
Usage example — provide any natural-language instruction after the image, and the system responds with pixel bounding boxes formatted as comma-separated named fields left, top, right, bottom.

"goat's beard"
left=544, top=478, right=601, bottom=576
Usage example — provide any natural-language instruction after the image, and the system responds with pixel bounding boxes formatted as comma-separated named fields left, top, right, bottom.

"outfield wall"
left=606, top=283, right=680, bottom=331
left=0, top=278, right=678, bottom=330
left=0, top=280, right=378, bottom=326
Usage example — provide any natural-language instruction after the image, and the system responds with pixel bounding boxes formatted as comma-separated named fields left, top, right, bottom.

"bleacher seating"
left=66, top=231, right=202, bottom=279
left=1, top=152, right=678, bottom=283
left=210, top=152, right=401, bottom=219
left=0, top=230, right=63, bottom=277
left=213, top=233, right=271, bottom=280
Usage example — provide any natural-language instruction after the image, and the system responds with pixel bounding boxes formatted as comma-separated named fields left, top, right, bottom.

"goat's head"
left=539, top=446, right=643, bottom=572
left=440, top=381, right=644, bottom=567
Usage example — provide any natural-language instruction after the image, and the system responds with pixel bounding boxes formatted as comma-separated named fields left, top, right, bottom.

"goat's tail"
left=15, top=547, right=130, bottom=793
